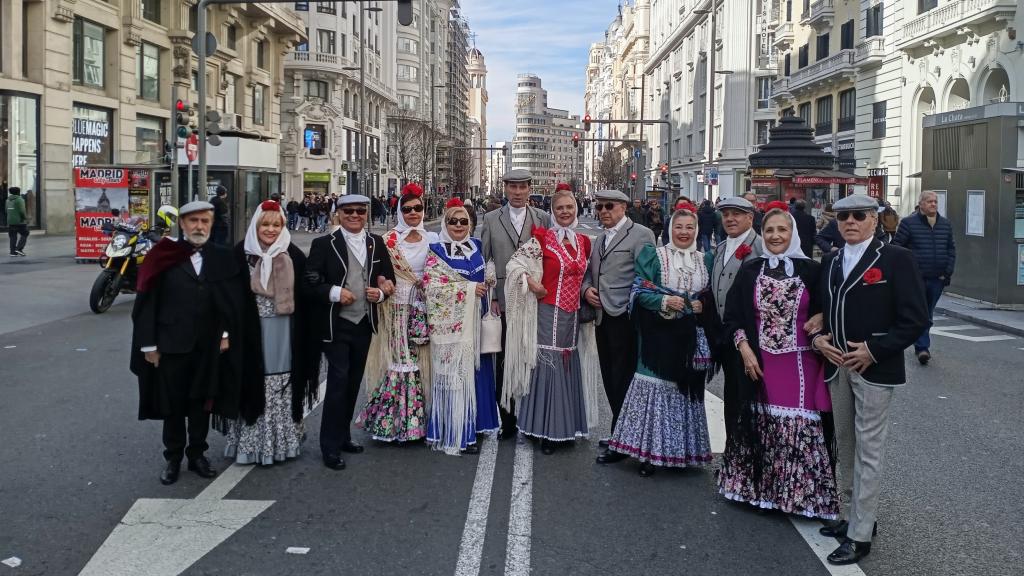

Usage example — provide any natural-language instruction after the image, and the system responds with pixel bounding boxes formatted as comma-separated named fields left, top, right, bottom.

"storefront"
left=747, top=116, right=837, bottom=215
left=0, top=91, right=41, bottom=229
left=303, top=171, right=331, bottom=197
left=72, top=104, right=114, bottom=168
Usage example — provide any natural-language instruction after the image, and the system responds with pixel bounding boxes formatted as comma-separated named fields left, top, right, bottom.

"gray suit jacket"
left=711, top=229, right=763, bottom=319
left=582, top=218, right=656, bottom=324
left=476, top=204, right=551, bottom=311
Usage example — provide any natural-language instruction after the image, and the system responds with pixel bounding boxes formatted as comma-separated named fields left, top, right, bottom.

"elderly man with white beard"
left=130, top=201, right=250, bottom=485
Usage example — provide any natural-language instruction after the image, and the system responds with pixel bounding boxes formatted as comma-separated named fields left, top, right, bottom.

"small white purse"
left=480, top=286, right=503, bottom=354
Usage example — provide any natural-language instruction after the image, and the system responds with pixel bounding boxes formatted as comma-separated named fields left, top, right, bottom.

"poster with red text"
left=74, top=168, right=131, bottom=259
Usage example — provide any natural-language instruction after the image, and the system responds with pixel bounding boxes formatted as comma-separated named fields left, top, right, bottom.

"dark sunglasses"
left=836, top=210, right=870, bottom=222
left=447, top=218, right=470, bottom=226
left=340, top=207, right=367, bottom=215
left=595, top=202, right=619, bottom=212
left=401, top=204, right=425, bottom=214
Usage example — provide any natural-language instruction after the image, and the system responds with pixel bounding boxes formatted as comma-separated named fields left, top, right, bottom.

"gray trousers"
left=829, top=368, right=896, bottom=542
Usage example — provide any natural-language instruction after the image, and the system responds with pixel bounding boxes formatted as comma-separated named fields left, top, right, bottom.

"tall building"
left=467, top=47, right=489, bottom=195
left=282, top=0, right=397, bottom=200
left=441, top=2, right=471, bottom=194
left=583, top=16, right=624, bottom=195
left=0, top=0, right=303, bottom=232
left=512, top=74, right=583, bottom=194
left=485, top=140, right=508, bottom=195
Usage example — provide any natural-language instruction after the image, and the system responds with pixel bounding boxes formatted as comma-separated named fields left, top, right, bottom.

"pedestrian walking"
left=717, top=204, right=838, bottom=519
left=605, top=205, right=718, bottom=476
left=5, top=187, right=29, bottom=256
left=306, top=195, right=396, bottom=470
left=891, top=190, right=955, bottom=365
left=815, top=216, right=845, bottom=254
left=130, top=201, right=249, bottom=485
left=876, top=201, right=900, bottom=244
left=697, top=199, right=716, bottom=252
left=647, top=202, right=664, bottom=243
left=286, top=199, right=300, bottom=231
left=744, top=192, right=764, bottom=234
left=583, top=189, right=657, bottom=464
left=791, top=199, right=818, bottom=258
left=224, top=201, right=320, bottom=466
left=210, top=185, right=231, bottom=246
left=813, top=194, right=928, bottom=565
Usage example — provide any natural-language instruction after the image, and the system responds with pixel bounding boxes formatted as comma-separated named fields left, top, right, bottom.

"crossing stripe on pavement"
left=454, top=436, right=499, bottom=576
left=503, top=440, right=534, bottom=576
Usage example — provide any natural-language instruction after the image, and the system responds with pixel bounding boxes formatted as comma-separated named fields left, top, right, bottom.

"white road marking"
left=79, top=464, right=273, bottom=576
left=931, top=327, right=1015, bottom=342
left=454, top=435, right=500, bottom=576
left=789, top=518, right=868, bottom=576
left=503, top=440, right=534, bottom=576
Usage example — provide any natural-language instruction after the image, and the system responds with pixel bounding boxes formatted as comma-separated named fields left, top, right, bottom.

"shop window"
left=135, top=115, right=164, bottom=164
left=0, top=93, right=41, bottom=227
left=304, top=124, right=326, bottom=155
left=252, top=84, right=265, bottom=126
left=72, top=104, right=113, bottom=167
left=137, top=42, right=160, bottom=102
left=73, top=17, right=105, bottom=88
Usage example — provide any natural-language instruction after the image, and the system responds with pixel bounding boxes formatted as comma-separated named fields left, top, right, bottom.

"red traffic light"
left=660, top=163, right=668, bottom=174
left=583, top=113, right=592, bottom=132
left=176, top=99, right=186, bottom=111
left=584, top=114, right=591, bottom=122
left=630, top=172, right=637, bottom=181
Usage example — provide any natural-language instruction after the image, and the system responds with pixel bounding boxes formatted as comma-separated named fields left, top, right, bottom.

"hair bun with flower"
left=445, top=198, right=464, bottom=209
left=401, top=182, right=424, bottom=197
left=765, top=200, right=790, bottom=212
left=260, top=199, right=282, bottom=212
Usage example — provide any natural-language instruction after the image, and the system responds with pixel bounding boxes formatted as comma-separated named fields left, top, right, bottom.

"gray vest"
left=339, top=250, right=368, bottom=323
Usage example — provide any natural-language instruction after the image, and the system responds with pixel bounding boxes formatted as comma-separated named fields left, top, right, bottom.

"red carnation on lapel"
left=735, top=244, right=752, bottom=260
left=863, top=267, right=883, bottom=284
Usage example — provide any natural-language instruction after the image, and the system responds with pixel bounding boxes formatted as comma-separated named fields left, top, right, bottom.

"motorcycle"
left=88, top=221, right=164, bottom=313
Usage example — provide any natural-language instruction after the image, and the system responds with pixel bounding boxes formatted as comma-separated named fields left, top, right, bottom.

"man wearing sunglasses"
left=476, top=169, right=551, bottom=438
left=306, top=194, right=396, bottom=471
left=813, top=194, right=928, bottom=565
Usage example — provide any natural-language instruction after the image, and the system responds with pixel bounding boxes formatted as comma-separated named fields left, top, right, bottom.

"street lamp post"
left=429, top=73, right=446, bottom=198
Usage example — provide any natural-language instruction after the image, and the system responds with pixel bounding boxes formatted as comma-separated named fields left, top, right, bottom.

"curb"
left=934, top=305, right=1024, bottom=338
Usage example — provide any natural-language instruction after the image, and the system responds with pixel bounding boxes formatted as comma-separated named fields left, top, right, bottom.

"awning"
left=1001, top=167, right=1024, bottom=174
left=906, top=171, right=923, bottom=178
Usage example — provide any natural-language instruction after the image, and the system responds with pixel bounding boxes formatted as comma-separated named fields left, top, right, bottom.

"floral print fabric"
left=225, top=373, right=302, bottom=465
left=756, top=273, right=804, bottom=354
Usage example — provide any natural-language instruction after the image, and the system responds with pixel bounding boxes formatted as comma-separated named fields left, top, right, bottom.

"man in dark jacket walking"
left=791, top=199, right=817, bottom=258
left=892, top=190, right=955, bottom=365
left=5, top=187, right=29, bottom=256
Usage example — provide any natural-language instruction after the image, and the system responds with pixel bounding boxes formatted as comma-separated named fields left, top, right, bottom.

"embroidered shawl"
left=501, top=237, right=543, bottom=412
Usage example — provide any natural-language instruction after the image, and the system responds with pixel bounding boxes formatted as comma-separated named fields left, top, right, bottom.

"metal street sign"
left=634, top=148, right=642, bottom=159
left=191, top=32, right=217, bottom=57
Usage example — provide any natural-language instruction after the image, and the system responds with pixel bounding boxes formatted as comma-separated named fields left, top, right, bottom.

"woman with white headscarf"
left=225, top=200, right=319, bottom=465
left=717, top=202, right=838, bottom=520
left=605, top=204, right=721, bottom=476
left=358, top=184, right=439, bottom=442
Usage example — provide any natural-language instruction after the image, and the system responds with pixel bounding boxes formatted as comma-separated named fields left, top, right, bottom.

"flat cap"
left=833, top=194, right=879, bottom=212
left=503, top=169, right=532, bottom=183
left=594, top=189, right=630, bottom=203
left=717, top=196, right=755, bottom=213
left=179, top=200, right=215, bottom=216
left=336, top=194, right=370, bottom=207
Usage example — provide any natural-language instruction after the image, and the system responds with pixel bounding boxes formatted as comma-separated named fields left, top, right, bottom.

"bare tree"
left=598, top=147, right=623, bottom=190
left=450, top=147, right=473, bottom=195
left=386, top=106, right=430, bottom=184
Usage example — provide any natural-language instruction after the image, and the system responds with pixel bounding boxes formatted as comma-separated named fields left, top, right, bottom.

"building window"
left=224, top=74, right=236, bottom=115
left=317, top=30, right=336, bottom=54
left=918, top=0, right=937, bottom=14
left=397, top=64, right=418, bottom=81
left=72, top=104, right=113, bottom=167
left=137, top=42, right=159, bottom=101
left=798, top=44, right=808, bottom=68
left=756, top=77, right=773, bottom=110
left=815, top=95, right=833, bottom=135
left=784, top=54, right=791, bottom=76
left=841, top=20, right=854, bottom=50
left=73, top=18, right=105, bottom=88
left=0, top=93, right=41, bottom=227
left=838, top=89, right=856, bottom=132
left=142, top=0, right=160, bottom=24
left=304, top=123, right=326, bottom=155
left=816, top=33, right=830, bottom=61
left=294, top=2, right=308, bottom=11
left=305, top=79, right=329, bottom=99
left=256, top=40, right=267, bottom=69
left=872, top=101, right=887, bottom=139
left=340, top=33, right=347, bottom=57
left=225, top=24, right=237, bottom=50
left=252, top=84, right=265, bottom=126
left=135, top=115, right=164, bottom=164
left=755, top=120, right=774, bottom=145
left=317, top=2, right=335, bottom=14
left=343, top=89, right=351, bottom=116
left=398, top=94, right=418, bottom=110
left=398, top=38, right=418, bottom=55
left=866, top=4, right=884, bottom=37
left=798, top=102, right=811, bottom=125
left=188, top=4, right=197, bottom=33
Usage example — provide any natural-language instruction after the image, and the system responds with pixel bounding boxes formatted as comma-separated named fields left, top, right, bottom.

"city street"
left=1, top=233, right=1021, bottom=576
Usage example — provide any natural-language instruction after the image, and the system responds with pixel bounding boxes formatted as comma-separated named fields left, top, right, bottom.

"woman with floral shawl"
left=357, top=184, right=438, bottom=442
left=422, top=200, right=500, bottom=455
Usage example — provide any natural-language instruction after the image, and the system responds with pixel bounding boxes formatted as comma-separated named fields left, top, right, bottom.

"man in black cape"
left=130, top=201, right=249, bottom=485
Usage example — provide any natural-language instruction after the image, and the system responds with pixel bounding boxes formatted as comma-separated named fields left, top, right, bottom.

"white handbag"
left=480, top=287, right=503, bottom=354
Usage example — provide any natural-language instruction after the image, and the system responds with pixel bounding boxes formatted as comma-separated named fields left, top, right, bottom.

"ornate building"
left=512, top=74, right=583, bottom=194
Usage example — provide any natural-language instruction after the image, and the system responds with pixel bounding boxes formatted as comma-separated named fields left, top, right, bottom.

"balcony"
left=806, top=0, right=835, bottom=33
left=772, top=77, right=792, bottom=100
left=288, top=50, right=344, bottom=67
left=773, top=21, right=794, bottom=51
left=855, top=37, right=886, bottom=69
left=787, top=49, right=856, bottom=94
left=896, top=0, right=1017, bottom=51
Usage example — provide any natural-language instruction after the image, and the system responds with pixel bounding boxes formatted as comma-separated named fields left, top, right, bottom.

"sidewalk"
left=935, top=293, right=1024, bottom=337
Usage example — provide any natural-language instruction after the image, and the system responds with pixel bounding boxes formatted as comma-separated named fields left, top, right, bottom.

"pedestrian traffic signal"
left=583, top=114, right=591, bottom=132
left=205, top=108, right=223, bottom=146
left=162, top=140, right=173, bottom=165
left=572, top=133, right=580, bottom=148
left=175, top=99, right=191, bottom=139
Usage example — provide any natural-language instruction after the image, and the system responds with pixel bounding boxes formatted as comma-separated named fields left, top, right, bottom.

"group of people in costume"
left=131, top=170, right=928, bottom=566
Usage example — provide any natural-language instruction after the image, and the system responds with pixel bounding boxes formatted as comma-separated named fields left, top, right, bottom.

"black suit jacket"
left=306, top=229, right=395, bottom=342
left=819, top=239, right=929, bottom=385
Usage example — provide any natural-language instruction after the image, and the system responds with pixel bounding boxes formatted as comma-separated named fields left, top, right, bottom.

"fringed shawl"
left=501, top=237, right=543, bottom=412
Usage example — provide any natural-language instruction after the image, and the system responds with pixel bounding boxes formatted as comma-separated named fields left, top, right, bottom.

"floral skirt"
left=716, top=406, right=839, bottom=520
left=225, top=373, right=302, bottom=465
left=608, top=372, right=712, bottom=467
left=357, top=369, right=427, bottom=442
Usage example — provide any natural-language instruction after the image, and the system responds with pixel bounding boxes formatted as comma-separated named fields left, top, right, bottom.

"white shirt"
left=723, top=229, right=752, bottom=262
left=842, top=237, right=873, bottom=279
left=603, top=216, right=629, bottom=250
left=508, top=205, right=527, bottom=235
left=329, top=228, right=384, bottom=304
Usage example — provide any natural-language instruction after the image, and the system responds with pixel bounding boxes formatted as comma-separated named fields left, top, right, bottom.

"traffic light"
left=583, top=114, right=591, bottom=132
left=630, top=172, right=637, bottom=182
left=572, top=133, right=580, bottom=148
left=660, top=163, right=668, bottom=182
left=205, top=108, right=223, bottom=146
left=174, top=99, right=191, bottom=139
left=397, top=0, right=413, bottom=25
left=162, top=140, right=173, bottom=165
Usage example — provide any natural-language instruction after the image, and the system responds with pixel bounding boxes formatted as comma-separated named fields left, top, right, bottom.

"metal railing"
left=788, top=49, right=855, bottom=92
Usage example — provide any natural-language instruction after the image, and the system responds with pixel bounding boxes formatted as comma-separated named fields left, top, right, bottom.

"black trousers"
left=720, top=345, right=741, bottom=446
left=158, top=353, right=210, bottom=462
left=494, top=315, right=517, bottom=433
left=320, top=317, right=372, bottom=457
left=596, top=312, right=638, bottom=433
left=8, top=224, right=28, bottom=254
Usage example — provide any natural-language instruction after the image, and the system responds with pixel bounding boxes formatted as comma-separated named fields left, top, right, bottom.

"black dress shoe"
left=498, top=428, right=518, bottom=440
left=187, top=457, right=217, bottom=479
left=323, top=454, right=346, bottom=470
left=340, top=441, right=364, bottom=454
left=598, top=438, right=609, bottom=448
left=819, top=520, right=877, bottom=539
left=463, top=444, right=480, bottom=455
left=638, top=462, right=656, bottom=477
left=827, top=539, right=871, bottom=565
left=160, top=461, right=181, bottom=485
left=917, top=350, right=931, bottom=365
left=596, top=449, right=629, bottom=464
left=540, top=440, right=556, bottom=455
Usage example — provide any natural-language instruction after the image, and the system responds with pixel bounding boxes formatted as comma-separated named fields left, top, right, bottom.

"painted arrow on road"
left=79, top=464, right=273, bottom=576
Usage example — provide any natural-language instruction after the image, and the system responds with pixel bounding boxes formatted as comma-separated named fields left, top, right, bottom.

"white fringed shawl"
left=502, top=237, right=543, bottom=413
left=578, top=322, right=603, bottom=430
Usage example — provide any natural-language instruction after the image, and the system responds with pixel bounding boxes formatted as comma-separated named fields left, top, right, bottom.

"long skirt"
left=517, top=304, right=588, bottom=441
left=427, top=354, right=500, bottom=453
left=225, top=373, right=302, bottom=465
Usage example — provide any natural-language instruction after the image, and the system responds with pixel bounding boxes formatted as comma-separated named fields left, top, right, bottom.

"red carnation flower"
left=735, top=244, right=753, bottom=260
left=863, top=267, right=883, bottom=284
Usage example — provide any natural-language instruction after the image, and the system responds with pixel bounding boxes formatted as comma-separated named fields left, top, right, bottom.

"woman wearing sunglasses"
left=421, top=199, right=500, bottom=455
left=357, top=183, right=439, bottom=443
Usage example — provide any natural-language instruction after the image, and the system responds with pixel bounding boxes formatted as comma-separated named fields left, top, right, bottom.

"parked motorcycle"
left=88, top=206, right=177, bottom=314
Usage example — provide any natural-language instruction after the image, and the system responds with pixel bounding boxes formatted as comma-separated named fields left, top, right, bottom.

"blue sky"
left=460, top=0, right=623, bottom=144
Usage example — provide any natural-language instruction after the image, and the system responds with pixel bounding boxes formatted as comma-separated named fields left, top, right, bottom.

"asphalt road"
left=0, top=226, right=1021, bottom=576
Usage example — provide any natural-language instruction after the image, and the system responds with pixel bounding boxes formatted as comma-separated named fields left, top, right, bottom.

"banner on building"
left=74, top=167, right=151, bottom=259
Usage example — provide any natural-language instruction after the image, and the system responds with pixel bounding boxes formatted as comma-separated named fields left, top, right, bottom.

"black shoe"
left=323, top=454, right=346, bottom=470
left=187, top=457, right=217, bottom=479
left=598, top=438, right=609, bottom=448
left=340, top=441, right=364, bottom=454
left=819, top=520, right=877, bottom=538
left=15, top=250, right=25, bottom=257
left=596, top=449, right=628, bottom=464
left=160, top=461, right=181, bottom=485
left=638, top=462, right=656, bottom=477
left=463, top=444, right=480, bottom=455
left=917, top=350, right=931, bottom=365
left=498, top=427, right=518, bottom=440
left=827, top=539, right=871, bottom=565
left=540, top=440, right=556, bottom=455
